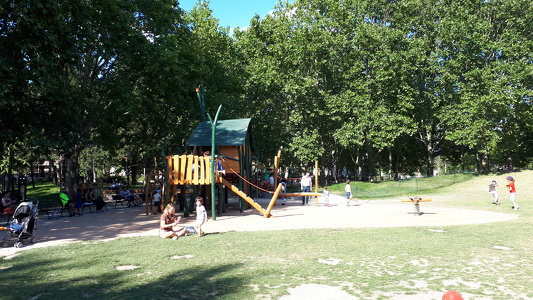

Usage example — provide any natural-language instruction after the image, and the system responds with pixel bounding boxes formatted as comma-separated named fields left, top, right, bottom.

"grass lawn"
left=1, top=172, right=532, bottom=299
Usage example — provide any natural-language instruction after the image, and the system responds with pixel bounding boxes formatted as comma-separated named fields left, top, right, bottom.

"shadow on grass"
left=1, top=250, right=246, bottom=299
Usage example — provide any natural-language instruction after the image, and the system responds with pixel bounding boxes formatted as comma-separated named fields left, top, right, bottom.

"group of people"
left=159, top=196, right=207, bottom=239
left=60, top=187, right=107, bottom=217
left=489, top=176, right=519, bottom=210
left=301, top=172, right=354, bottom=207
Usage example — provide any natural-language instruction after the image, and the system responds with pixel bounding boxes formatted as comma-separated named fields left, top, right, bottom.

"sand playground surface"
left=1, top=194, right=518, bottom=258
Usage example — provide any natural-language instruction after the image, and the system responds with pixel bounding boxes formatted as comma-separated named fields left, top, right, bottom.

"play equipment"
left=401, top=196, right=432, bottom=216
left=161, top=87, right=320, bottom=219
left=164, top=152, right=321, bottom=218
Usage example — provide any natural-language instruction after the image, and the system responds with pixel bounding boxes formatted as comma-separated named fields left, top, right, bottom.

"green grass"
left=324, top=173, right=476, bottom=198
left=2, top=171, right=533, bottom=299
left=26, top=181, right=61, bottom=207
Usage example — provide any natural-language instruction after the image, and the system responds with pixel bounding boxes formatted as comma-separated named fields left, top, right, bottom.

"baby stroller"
left=2, top=200, right=38, bottom=248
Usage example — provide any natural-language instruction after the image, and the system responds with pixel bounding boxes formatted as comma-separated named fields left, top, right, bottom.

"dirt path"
left=1, top=194, right=518, bottom=258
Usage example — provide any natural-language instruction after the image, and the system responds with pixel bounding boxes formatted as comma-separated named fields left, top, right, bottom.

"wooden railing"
left=166, top=155, right=213, bottom=186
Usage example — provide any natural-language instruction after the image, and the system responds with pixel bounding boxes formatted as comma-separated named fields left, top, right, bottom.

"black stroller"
left=2, top=200, right=38, bottom=248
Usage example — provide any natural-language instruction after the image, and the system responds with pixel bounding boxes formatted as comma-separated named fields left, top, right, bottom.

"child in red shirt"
left=505, top=176, right=519, bottom=210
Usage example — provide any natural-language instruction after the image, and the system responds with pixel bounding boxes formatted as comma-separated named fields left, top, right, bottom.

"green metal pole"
left=209, top=105, right=222, bottom=221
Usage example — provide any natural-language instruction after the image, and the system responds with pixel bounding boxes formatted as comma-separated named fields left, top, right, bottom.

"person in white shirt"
left=300, top=172, right=312, bottom=205
left=345, top=180, right=352, bottom=205
left=322, top=186, right=330, bottom=207
left=195, top=196, right=207, bottom=237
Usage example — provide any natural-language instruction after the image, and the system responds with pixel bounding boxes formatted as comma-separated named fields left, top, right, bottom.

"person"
left=505, top=176, right=519, bottom=210
left=159, top=203, right=187, bottom=239
left=488, top=180, right=499, bottom=205
left=152, top=190, right=162, bottom=214
left=1, top=191, right=16, bottom=214
left=216, top=157, right=226, bottom=175
left=83, top=189, right=94, bottom=205
left=269, top=173, right=275, bottom=190
left=74, top=188, right=83, bottom=216
left=120, top=187, right=136, bottom=206
left=59, top=189, right=76, bottom=217
left=300, top=172, right=312, bottom=205
left=87, top=188, right=106, bottom=212
left=195, top=196, right=207, bottom=237
left=345, top=180, right=352, bottom=205
left=280, top=178, right=287, bottom=205
left=322, top=186, right=330, bottom=207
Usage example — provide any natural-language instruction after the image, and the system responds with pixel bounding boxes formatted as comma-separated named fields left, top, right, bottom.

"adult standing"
left=300, top=172, right=312, bottom=205
left=488, top=180, right=499, bottom=205
left=505, top=176, right=519, bottom=210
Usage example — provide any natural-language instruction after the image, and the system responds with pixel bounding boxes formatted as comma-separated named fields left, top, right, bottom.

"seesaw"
left=401, top=197, right=432, bottom=216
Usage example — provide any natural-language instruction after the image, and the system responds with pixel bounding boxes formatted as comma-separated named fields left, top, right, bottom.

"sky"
left=179, top=0, right=290, bottom=30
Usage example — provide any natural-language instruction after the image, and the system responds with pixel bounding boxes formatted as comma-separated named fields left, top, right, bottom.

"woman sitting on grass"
left=160, top=203, right=187, bottom=239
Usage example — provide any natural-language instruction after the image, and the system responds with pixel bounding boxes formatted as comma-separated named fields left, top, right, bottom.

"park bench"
left=112, top=194, right=127, bottom=208
left=38, top=203, right=63, bottom=219
left=401, top=196, right=432, bottom=216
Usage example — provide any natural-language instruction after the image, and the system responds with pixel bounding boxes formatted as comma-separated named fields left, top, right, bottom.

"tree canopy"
left=1, top=0, right=532, bottom=191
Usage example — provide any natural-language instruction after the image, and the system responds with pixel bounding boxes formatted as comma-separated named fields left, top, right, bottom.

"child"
left=488, top=180, right=499, bottom=205
left=345, top=180, right=352, bottom=205
left=152, top=190, right=162, bottom=214
left=505, top=176, right=519, bottom=210
left=195, top=196, right=207, bottom=237
left=322, top=186, right=330, bottom=207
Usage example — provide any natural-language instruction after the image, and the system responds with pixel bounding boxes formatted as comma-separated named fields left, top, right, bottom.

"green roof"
left=186, top=118, right=252, bottom=147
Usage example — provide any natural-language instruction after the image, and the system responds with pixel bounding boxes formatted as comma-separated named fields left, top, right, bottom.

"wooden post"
left=264, top=183, right=283, bottom=218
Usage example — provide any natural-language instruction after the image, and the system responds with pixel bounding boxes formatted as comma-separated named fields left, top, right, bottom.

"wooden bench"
left=401, top=197, right=432, bottom=216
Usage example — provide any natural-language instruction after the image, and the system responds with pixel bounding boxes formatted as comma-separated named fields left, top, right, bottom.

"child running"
left=505, top=176, right=519, bottom=210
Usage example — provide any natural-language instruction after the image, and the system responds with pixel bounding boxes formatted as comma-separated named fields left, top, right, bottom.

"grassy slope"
left=2, top=172, right=532, bottom=300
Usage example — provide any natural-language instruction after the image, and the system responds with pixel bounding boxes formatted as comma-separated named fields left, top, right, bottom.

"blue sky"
left=179, top=0, right=290, bottom=30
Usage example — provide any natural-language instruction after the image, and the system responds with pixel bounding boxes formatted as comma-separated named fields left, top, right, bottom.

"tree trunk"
left=64, top=146, right=83, bottom=199
left=7, top=146, right=15, bottom=192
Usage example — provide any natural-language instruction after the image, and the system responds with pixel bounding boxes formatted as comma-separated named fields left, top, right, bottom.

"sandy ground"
left=1, top=194, right=517, bottom=258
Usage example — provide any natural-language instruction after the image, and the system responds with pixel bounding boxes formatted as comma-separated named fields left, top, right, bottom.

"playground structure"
left=160, top=149, right=321, bottom=219
left=401, top=196, right=432, bottom=216
left=148, top=120, right=322, bottom=219
left=145, top=87, right=321, bottom=219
